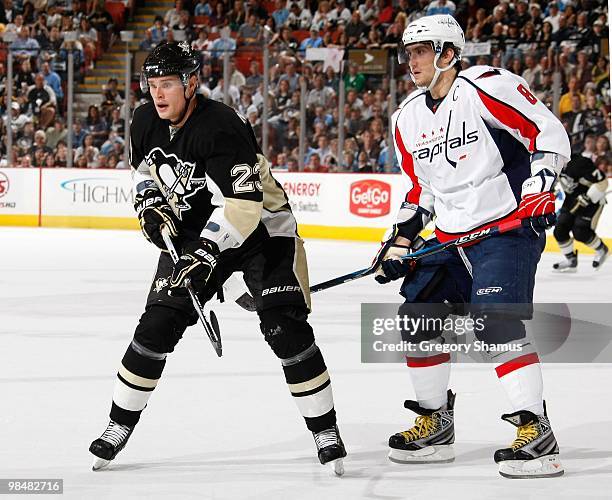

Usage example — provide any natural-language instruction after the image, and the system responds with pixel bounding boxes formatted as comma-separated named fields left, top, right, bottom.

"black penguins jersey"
left=558, top=154, right=608, bottom=209
left=130, top=95, right=295, bottom=252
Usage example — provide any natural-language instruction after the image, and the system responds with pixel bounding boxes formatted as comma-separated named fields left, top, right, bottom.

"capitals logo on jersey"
left=413, top=115, right=479, bottom=167
left=145, top=147, right=207, bottom=220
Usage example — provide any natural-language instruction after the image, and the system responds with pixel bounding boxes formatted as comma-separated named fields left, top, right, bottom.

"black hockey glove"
left=134, top=189, right=180, bottom=250
left=169, top=239, right=219, bottom=296
left=375, top=246, right=417, bottom=283
left=373, top=234, right=424, bottom=284
left=373, top=203, right=430, bottom=284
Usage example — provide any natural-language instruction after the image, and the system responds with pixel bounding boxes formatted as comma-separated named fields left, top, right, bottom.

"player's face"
left=406, top=43, right=435, bottom=87
left=148, top=76, right=186, bottom=121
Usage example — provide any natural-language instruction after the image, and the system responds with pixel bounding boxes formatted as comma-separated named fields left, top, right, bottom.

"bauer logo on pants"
left=262, top=285, right=302, bottom=296
left=349, top=180, right=391, bottom=218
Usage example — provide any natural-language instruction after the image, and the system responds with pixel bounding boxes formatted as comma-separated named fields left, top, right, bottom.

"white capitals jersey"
left=392, top=65, right=571, bottom=240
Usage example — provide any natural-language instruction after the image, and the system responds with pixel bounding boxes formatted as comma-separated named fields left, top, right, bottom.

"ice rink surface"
left=1, top=227, right=611, bottom=500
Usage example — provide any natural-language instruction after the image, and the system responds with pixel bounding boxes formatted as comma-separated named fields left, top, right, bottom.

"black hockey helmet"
left=140, top=41, right=201, bottom=94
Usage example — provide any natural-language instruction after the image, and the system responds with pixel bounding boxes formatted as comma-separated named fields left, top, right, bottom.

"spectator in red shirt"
left=376, top=0, right=393, bottom=26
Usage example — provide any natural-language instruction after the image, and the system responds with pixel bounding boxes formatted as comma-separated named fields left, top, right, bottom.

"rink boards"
left=0, top=167, right=610, bottom=252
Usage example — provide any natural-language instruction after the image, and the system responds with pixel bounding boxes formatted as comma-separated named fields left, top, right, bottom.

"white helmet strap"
left=410, top=42, right=459, bottom=91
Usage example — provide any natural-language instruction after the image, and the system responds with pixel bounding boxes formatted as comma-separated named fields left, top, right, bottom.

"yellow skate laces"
left=400, top=415, right=436, bottom=442
left=511, top=422, right=539, bottom=450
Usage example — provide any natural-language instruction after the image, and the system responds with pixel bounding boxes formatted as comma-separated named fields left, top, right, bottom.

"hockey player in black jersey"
left=553, top=154, right=609, bottom=271
left=89, top=41, right=346, bottom=475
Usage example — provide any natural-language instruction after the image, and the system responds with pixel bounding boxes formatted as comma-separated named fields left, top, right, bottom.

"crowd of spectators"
left=0, top=0, right=127, bottom=168
left=0, top=0, right=610, bottom=177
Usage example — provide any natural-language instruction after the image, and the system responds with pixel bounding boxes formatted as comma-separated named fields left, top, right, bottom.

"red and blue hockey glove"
left=516, top=168, right=557, bottom=234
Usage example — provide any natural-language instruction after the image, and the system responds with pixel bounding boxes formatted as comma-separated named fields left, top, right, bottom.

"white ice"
left=1, top=227, right=611, bottom=500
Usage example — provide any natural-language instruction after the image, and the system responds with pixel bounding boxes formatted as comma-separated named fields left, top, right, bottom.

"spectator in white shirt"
left=543, top=2, right=561, bottom=33
left=211, top=78, right=240, bottom=106
left=164, top=0, right=186, bottom=31
left=426, top=0, right=456, bottom=16
left=311, top=1, right=331, bottom=31
left=358, top=0, right=378, bottom=25
left=286, top=2, right=312, bottom=29
left=328, top=0, right=351, bottom=25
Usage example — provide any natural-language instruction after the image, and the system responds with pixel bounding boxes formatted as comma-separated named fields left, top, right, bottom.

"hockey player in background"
left=89, top=41, right=346, bottom=475
left=553, top=154, right=609, bottom=271
left=374, top=15, right=570, bottom=478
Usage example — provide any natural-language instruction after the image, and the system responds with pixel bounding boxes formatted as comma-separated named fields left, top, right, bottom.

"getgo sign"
left=349, top=179, right=391, bottom=218
left=0, top=171, right=9, bottom=198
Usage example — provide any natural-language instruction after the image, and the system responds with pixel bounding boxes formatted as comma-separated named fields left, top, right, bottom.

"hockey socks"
left=110, top=339, right=167, bottom=426
left=557, top=237, right=574, bottom=256
left=406, top=352, right=451, bottom=410
left=279, top=343, right=337, bottom=433
left=495, top=349, right=544, bottom=416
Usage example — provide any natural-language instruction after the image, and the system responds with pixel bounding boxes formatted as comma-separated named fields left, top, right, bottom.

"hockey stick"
left=310, top=218, right=526, bottom=293
left=161, top=225, right=223, bottom=357
left=569, top=201, right=583, bottom=214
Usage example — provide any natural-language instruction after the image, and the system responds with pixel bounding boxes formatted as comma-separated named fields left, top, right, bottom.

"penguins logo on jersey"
left=145, top=147, right=207, bottom=220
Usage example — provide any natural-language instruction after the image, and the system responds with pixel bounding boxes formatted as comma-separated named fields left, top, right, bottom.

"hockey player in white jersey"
left=374, top=15, right=570, bottom=478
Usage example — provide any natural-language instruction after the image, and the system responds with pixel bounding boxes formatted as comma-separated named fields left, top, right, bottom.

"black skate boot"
left=388, top=390, right=455, bottom=464
left=313, top=425, right=347, bottom=476
left=494, top=403, right=563, bottom=478
left=552, top=250, right=578, bottom=272
left=89, top=420, right=134, bottom=471
left=593, top=243, right=608, bottom=270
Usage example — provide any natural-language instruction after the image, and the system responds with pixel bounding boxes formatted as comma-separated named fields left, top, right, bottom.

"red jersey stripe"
left=476, top=89, right=540, bottom=152
left=395, top=126, right=422, bottom=204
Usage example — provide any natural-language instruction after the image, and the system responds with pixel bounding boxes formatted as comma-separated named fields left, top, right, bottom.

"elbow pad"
left=586, top=182, right=606, bottom=204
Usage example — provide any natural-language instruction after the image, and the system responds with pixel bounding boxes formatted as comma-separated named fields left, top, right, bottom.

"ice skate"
left=89, top=420, right=134, bottom=471
left=313, top=425, right=347, bottom=476
left=552, top=250, right=577, bottom=272
left=494, top=404, right=563, bottom=479
left=388, top=390, right=455, bottom=464
left=593, top=243, right=608, bottom=270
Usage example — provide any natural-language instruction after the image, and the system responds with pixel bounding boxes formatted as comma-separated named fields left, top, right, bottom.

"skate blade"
left=552, top=267, right=577, bottom=273
left=498, top=454, right=564, bottom=479
left=92, top=456, right=111, bottom=471
left=327, top=457, right=345, bottom=476
left=388, top=445, right=455, bottom=464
